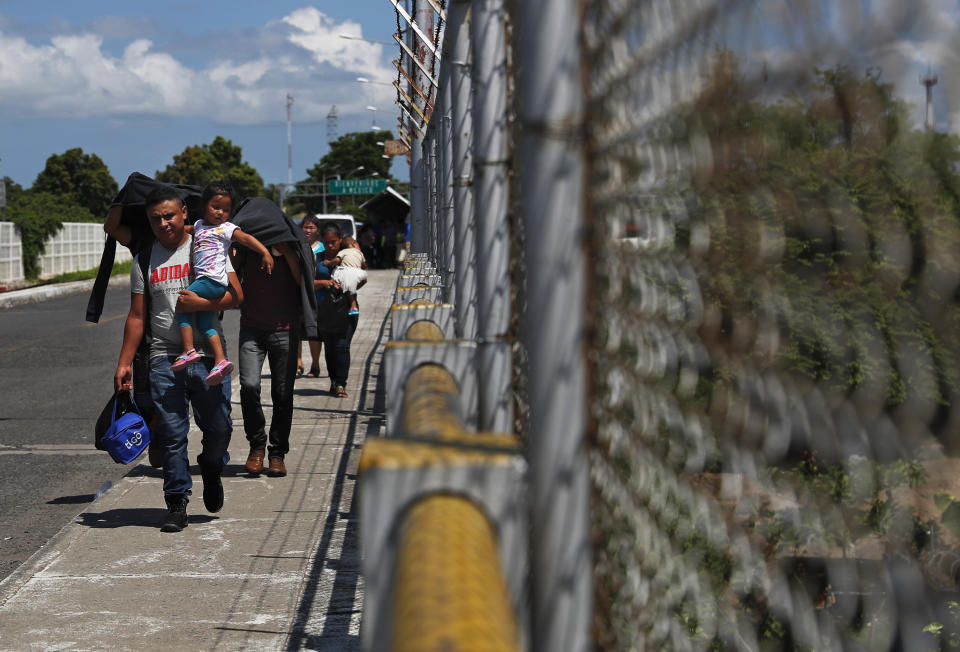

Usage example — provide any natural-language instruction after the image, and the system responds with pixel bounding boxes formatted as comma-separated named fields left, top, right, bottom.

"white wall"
left=38, top=222, right=131, bottom=278
left=0, top=222, right=23, bottom=284
left=0, top=222, right=131, bottom=284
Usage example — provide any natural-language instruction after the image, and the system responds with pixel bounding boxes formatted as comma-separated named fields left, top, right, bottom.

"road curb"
left=0, top=471, right=131, bottom=609
left=0, top=275, right=130, bottom=310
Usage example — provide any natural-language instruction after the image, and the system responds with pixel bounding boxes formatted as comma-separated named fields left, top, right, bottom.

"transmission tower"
left=286, top=93, right=294, bottom=185
left=920, top=68, right=938, bottom=131
left=326, top=105, right=339, bottom=145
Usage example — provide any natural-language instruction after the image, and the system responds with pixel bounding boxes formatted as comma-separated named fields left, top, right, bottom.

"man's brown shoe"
left=245, top=449, right=265, bottom=474
left=266, top=457, right=287, bottom=477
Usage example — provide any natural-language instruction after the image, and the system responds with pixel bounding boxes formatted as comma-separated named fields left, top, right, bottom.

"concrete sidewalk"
left=0, top=269, right=398, bottom=651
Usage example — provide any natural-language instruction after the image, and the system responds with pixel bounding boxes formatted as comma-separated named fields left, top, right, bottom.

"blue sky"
left=0, top=1, right=958, bottom=196
left=0, top=1, right=405, bottom=191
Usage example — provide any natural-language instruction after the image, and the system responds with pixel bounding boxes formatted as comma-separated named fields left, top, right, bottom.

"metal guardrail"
left=387, top=1, right=960, bottom=649
left=392, top=494, right=519, bottom=652
left=358, top=255, right=526, bottom=650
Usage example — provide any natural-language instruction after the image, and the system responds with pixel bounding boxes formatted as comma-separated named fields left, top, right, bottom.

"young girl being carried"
left=172, top=181, right=274, bottom=385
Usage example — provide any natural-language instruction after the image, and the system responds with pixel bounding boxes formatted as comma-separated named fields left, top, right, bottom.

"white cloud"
left=0, top=8, right=396, bottom=125
left=283, top=7, right=384, bottom=71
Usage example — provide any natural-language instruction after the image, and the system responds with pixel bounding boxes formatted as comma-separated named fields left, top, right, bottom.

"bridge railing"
left=359, top=256, right=527, bottom=649
left=368, top=0, right=960, bottom=649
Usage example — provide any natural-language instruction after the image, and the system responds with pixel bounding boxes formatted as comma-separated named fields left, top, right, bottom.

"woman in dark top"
left=315, top=222, right=364, bottom=397
left=297, top=215, right=323, bottom=378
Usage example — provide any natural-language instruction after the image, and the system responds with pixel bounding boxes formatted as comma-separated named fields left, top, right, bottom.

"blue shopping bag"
left=100, top=391, right=151, bottom=464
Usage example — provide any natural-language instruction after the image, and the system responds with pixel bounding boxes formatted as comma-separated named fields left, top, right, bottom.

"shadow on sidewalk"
left=126, top=462, right=252, bottom=479
left=75, top=507, right=164, bottom=529
left=286, top=312, right=389, bottom=651
left=47, top=494, right=96, bottom=505
left=76, top=508, right=218, bottom=529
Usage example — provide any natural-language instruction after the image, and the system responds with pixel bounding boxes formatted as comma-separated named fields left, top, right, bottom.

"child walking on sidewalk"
left=172, top=181, right=274, bottom=385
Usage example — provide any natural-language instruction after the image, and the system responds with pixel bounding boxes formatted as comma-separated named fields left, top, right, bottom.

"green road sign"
left=328, top=178, right=387, bottom=196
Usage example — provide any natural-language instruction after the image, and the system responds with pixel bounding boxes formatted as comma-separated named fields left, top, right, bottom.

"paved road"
left=0, top=283, right=242, bottom=581
left=0, top=270, right=399, bottom=649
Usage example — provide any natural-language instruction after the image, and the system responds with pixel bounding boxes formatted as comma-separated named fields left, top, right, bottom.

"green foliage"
left=32, top=148, right=118, bottom=218
left=155, top=136, right=264, bottom=200
left=2, top=176, right=24, bottom=203
left=934, top=492, right=960, bottom=539
left=298, top=130, right=395, bottom=214
left=308, top=130, right=394, bottom=180
left=263, top=183, right=283, bottom=206
left=750, top=456, right=935, bottom=560
left=880, top=459, right=927, bottom=488
left=687, top=53, right=960, bottom=415
left=923, top=601, right=960, bottom=648
left=863, top=489, right=894, bottom=533
left=49, top=259, right=131, bottom=284
left=7, top=191, right=95, bottom=278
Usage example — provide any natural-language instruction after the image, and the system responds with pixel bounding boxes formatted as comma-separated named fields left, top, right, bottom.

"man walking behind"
left=111, top=187, right=243, bottom=532
left=234, top=242, right=303, bottom=477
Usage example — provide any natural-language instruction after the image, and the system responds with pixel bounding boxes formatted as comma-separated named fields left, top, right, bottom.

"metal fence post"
left=439, top=64, right=456, bottom=301
left=408, top=1, right=434, bottom=253
left=516, top=0, right=591, bottom=649
left=430, top=135, right=440, bottom=263
left=423, top=131, right=435, bottom=260
left=447, top=0, right=478, bottom=341
left=471, top=0, right=513, bottom=432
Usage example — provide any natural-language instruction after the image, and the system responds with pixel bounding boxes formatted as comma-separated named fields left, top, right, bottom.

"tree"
left=32, top=148, right=118, bottom=218
left=263, top=183, right=283, bottom=206
left=686, top=51, right=960, bottom=435
left=7, top=192, right=95, bottom=278
left=298, top=130, right=395, bottom=214
left=155, top=136, right=264, bottom=200
left=2, top=176, right=24, bottom=205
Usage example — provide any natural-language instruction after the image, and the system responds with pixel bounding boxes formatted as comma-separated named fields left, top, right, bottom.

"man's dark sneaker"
left=160, top=495, right=188, bottom=533
left=199, top=462, right=224, bottom=513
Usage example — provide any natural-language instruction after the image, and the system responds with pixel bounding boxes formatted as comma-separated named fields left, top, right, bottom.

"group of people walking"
left=296, top=215, right=365, bottom=397
left=104, top=181, right=365, bottom=532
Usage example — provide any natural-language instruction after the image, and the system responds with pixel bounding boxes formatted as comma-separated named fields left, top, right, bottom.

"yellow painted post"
left=392, top=494, right=519, bottom=652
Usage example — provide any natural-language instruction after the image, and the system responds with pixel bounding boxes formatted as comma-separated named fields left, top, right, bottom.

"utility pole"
left=921, top=68, right=938, bottom=131
left=286, top=93, right=294, bottom=185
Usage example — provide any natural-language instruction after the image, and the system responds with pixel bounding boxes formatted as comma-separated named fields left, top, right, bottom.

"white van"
left=313, top=214, right=357, bottom=240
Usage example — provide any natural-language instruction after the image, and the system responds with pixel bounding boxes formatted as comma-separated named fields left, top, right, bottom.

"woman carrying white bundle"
left=331, top=236, right=368, bottom=314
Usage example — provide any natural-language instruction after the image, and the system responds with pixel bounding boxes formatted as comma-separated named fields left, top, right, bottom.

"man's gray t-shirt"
left=130, top=236, right=233, bottom=359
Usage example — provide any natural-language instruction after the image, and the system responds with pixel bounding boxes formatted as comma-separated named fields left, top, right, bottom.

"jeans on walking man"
left=235, top=242, right=302, bottom=477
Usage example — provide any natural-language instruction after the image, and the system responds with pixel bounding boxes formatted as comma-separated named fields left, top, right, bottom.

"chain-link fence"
left=586, top=1, right=960, bottom=649
left=396, top=0, right=960, bottom=648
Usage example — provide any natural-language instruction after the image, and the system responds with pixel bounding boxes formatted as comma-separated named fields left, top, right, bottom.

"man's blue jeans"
left=150, top=355, right=232, bottom=499
left=238, top=326, right=299, bottom=459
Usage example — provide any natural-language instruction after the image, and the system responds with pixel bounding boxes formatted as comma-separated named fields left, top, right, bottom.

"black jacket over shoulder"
left=85, top=173, right=318, bottom=339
